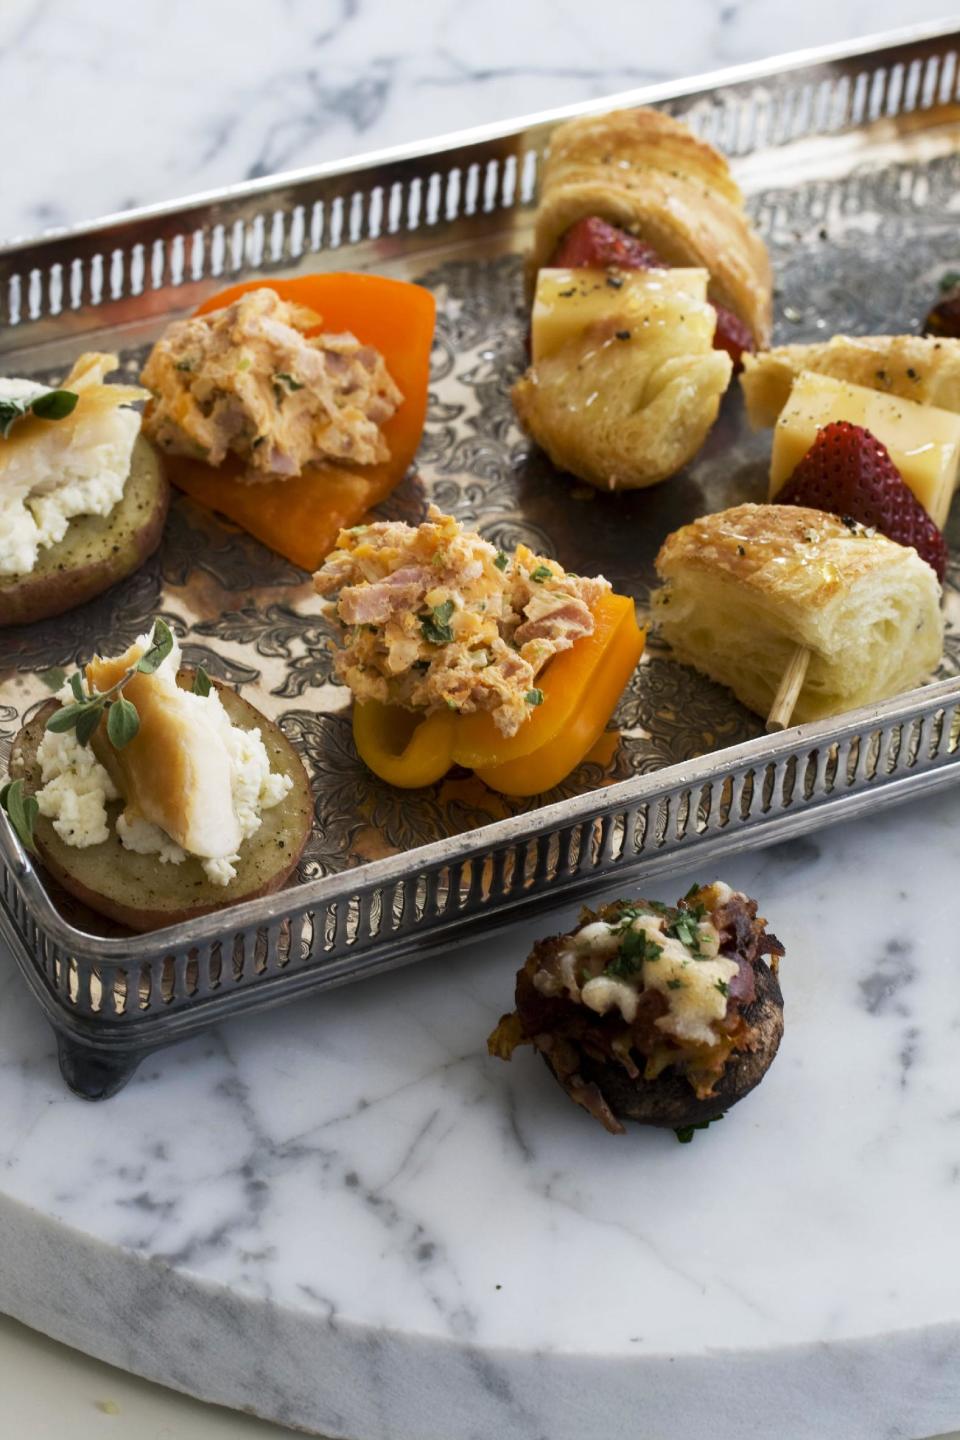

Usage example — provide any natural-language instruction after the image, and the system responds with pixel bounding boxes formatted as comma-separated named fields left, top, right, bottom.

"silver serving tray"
left=3, top=20, right=960, bottom=1096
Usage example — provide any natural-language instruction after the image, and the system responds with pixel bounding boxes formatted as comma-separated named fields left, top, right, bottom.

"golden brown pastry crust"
left=740, top=334, right=960, bottom=428
left=655, top=502, right=900, bottom=609
left=512, top=270, right=732, bottom=491
left=530, top=108, right=772, bottom=346
left=652, top=503, right=943, bottom=723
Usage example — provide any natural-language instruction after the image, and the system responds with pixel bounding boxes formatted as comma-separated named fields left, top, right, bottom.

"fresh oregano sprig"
left=45, top=619, right=175, bottom=752
left=0, top=779, right=38, bottom=854
left=0, top=387, right=78, bottom=440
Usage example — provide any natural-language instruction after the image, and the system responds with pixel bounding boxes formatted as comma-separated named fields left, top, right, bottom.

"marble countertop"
left=4, top=2, right=960, bottom=1438
left=0, top=0, right=954, bottom=241
left=4, top=794, right=960, bottom=1440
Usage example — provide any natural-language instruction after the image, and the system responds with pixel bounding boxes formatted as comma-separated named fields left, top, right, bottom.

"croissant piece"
left=530, top=107, right=772, bottom=347
left=741, top=334, right=960, bottom=428
left=652, top=503, right=943, bottom=723
left=512, top=267, right=732, bottom=491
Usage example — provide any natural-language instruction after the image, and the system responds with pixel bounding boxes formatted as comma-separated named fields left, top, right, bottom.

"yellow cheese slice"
left=770, top=370, right=960, bottom=528
left=531, top=267, right=710, bottom=365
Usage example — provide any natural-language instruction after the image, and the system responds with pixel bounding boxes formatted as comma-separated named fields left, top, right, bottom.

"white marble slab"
left=0, top=0, right=952, bottom=241
left=2, top=787, right=960, bottom=1439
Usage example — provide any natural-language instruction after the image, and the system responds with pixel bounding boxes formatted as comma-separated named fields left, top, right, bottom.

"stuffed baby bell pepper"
left=140, top=273, right=435, bottom=570
left=313, top=507, right=644, bottom=796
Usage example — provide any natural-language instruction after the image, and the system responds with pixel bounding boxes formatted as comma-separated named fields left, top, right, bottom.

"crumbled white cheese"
left=0, top=394, right=139, bottom=576
left=34, top=727, right=119, bottom=848
left=545, top=897, right=740, bottom=1048
left=115, top=812, right=187, bottom=866
left=40, top=626, right=294, bottom=887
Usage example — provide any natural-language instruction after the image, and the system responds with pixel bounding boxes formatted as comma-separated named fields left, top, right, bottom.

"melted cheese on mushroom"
left=541, top=901, right=740, bottom=1046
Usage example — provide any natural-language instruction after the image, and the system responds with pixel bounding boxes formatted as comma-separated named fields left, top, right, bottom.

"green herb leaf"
left=74, top=702, right=105, bottom=747
left=137, top=619, right=174, bottom=674
left=525, top=688, right=544, bottom=707
left=69, top=672, right=86, bottom=703
left=420, top=600, right=455, bottom=646
left=0, top=387, right=78, bottom=439
left=45, top=702, right=92, bottom=734
left=715, top=978, right=729, bottom=997
left=107, top=696, right=140, bottom=749
left=1, top=778, right=38, bottom=855
left=940, top=271, right=960, bottom=294
left=493, top=551, right=509, bottom=571
left=674, top=1114, right=724, bottom=1144
left=274, top=371, right=304, bottom=392
left=665, top=910, right=703, bottom=950
left=192, top=665, right=212, bottom=697
left=683, top=882, right=702, bottom=900
left=606, top=926, right=662, bottom=978
left=39, top=666, right=68, bottom=692
left=529, top=564, right=553, bottom=583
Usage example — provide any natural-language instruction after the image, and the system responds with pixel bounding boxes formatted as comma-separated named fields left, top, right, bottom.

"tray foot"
left=56, top=1036, right=142, bottom=1100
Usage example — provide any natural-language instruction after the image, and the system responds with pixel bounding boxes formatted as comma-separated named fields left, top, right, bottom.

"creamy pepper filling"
left=313, top=505, right=610, bottom=737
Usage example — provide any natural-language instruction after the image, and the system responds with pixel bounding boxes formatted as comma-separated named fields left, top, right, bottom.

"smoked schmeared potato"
left=555, top=961, right=784, bottom=1130
left=9, top=674, right=313, bottom=933
left=0, top=435, right=169, bottom=628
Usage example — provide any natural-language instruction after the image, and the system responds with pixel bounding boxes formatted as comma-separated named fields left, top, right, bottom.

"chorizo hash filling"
left=489, top=881, right=784, bottom=1133
left=314, top=506, right=610, bottom=737
left=141, top=288, right=403, bottom=480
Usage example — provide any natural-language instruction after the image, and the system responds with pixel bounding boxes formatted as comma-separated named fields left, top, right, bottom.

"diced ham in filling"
left=141, top=288, right=403, bottom=480
left=313, top=505, right=610, bottom=737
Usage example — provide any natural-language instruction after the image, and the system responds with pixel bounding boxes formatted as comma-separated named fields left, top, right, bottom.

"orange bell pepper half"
left=352, top=593, right=645, bottom=796
left=160, top=273, right=436, bottom=571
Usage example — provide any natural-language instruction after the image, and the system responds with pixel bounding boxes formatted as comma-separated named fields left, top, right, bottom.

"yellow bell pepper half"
left=351, top=592, right=645, bottom=797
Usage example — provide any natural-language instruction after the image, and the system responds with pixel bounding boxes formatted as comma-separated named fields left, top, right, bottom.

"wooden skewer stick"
left=766, top=646, right=811, bottom=733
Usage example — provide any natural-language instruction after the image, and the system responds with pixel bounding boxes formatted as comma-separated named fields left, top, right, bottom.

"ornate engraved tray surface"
left=3, top=24, right=960, bottom=1095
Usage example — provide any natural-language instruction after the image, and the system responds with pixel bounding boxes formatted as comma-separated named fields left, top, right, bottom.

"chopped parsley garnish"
left=525, top=688, right=544, bottom=706
left=666, top=978, right=685, bottom=990
left=529, top=564, right=553, bottom=583
left=493, top=551, right=509, bottom=571
left=606, top=926, right=662, bottom=977
left=683, top=882, right=702, bottom=900
left=674, top=1114, right=724, bottom=1144
left=420, top=599, right=456, bottom=646
left=274, top=371, right=304, bottom=391
left=715, top=979, right=729, bottom=997
left=665, top=906, right=706, bottom=951
left=940, top=270, right=960, bottom=293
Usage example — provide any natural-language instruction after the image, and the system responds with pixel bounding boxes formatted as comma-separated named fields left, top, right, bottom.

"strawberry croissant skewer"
left=652, top=434, right=945, bottom=733
left=764, top=421, right=948, bottom=729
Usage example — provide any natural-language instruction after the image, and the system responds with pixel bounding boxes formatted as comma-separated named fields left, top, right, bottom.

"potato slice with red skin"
left=0, top=436, right=169, bottom=628
left=8, top=673, right=312, bottom=933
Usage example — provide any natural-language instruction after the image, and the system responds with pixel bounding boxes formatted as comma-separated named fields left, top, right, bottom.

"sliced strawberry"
left=778, top=421, right=947, bottom=580
left=550, top=216, right=664, bottom=272
left=712, top=303, right=754, bottom=373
